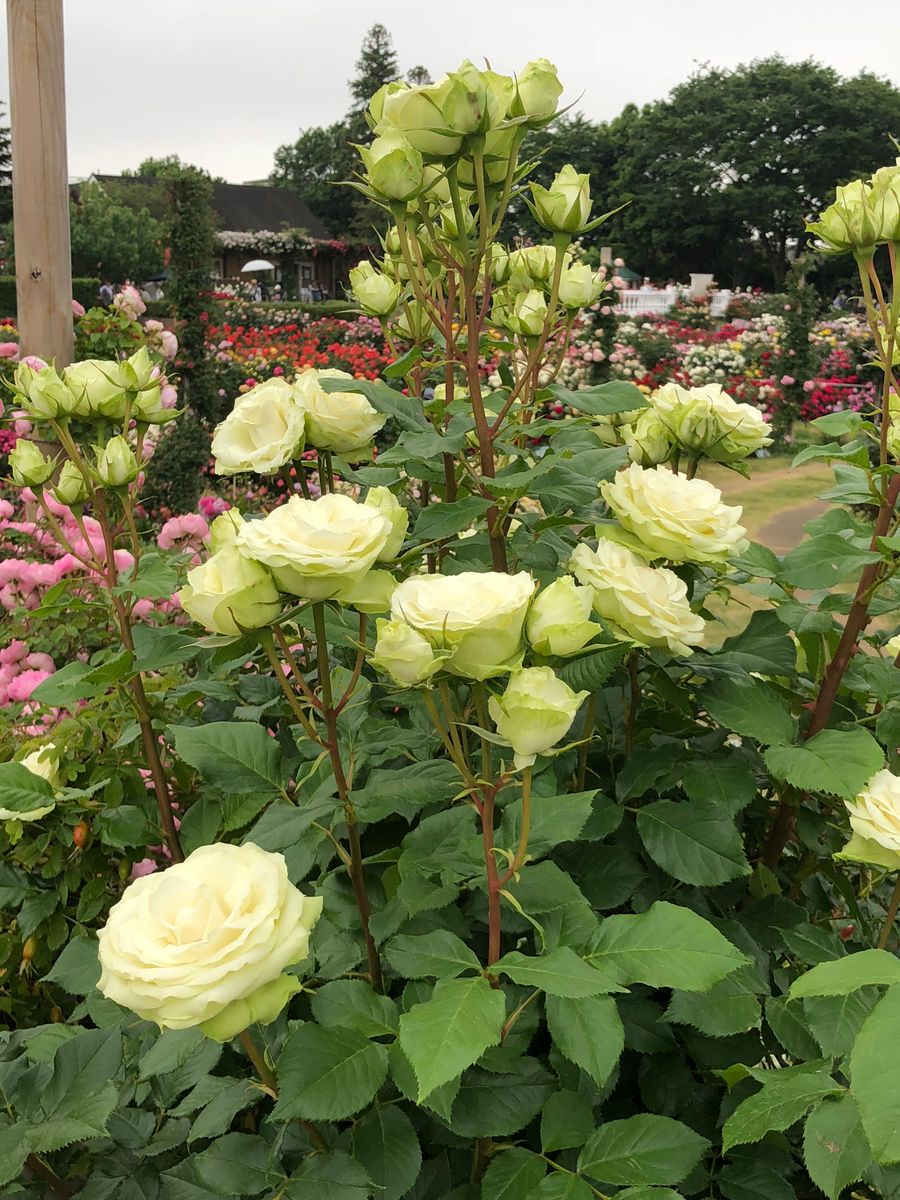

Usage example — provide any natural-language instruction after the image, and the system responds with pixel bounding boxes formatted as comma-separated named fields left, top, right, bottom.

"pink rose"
left=71, top=299, right=85, bottom=318
left=7, top=669, right=51, bottom=702
left=0, top=341, right=19, bottom=361
left=780, top=375, right=795, bottom=386
left=20, top=355, right=48, bottom=371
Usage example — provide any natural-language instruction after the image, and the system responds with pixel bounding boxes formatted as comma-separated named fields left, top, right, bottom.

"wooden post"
left=7, top=0, right=73, bottom=364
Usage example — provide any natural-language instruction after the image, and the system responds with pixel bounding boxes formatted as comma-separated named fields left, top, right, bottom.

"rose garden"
left=3, top=48, right=900, bottom=1200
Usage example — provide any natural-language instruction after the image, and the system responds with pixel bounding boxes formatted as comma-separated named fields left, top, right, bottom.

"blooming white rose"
left=208, top=508, right=245, bottom=553
left=390, top=571, right=534, bottom=680
left=0, top=747, right=61, bottom=820
left=642, top=382, right=772, bottom=463
left=211, top=378, right=306, bottom=476
left=488, top=667, right=588, bottom=767
left=558, top=263, right=603, bottom=310
left=370, top=618, right=451, bottom=687
left=571, top=539, right=705, bottom=656
left=295, top=368, right=387, bottom=457
left=837, top=768, right=900, bottom=869
left=237, top=493, right=393, bottom=600
left=601, top=463, right=749, bottom=565
left=179, top=544, right=282, bottom=635
left=364, top=487, right=408, bottom=560
left=526, top=575, right=596, bottom=657
left=97, top=842, right=322, bottom=1036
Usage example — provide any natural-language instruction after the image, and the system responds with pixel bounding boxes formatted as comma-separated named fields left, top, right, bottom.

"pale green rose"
left=16, top=362, right=83, bottom=419
left=444, top=61, right=513, bottom=134
left=379, top=78, right=463, bottom=157
left=625, top=408, right=674, bottom=466
left=211, top=377, right=306, bottom=475
left=887, top=416, right=900, bottom=462
left=334, top=569, right=396, bottom=614
left=117, top=346, right=155, bottom=392
left=509, top=289, right=548, bottom=337
left=571, top=539, right=705, bottom=656
left=646, top=382, right=772, bottom=463
left=489, top=288, right=516, bottom=333
left=507, top=244, right=560, bottom=291
left=390, top=570, right=535, bottom=681
left=457, top=126, right=519, bottom=185
left=558, top=262, right=603, bottom=310
left=392, top=300, right=436, bottom=344
left=600, top=463, right=749, bottom=565
left=526, top=575, right=597, bottom=656
left=364, top=487, right=409, bottom=560
left=370, top=617, right=451, bottom=687
left=179, top=544, right=282, bottom=635
left=53, top=460, right=91, bottom=507
left=95, top=436, right=138, bottom=488
left=886, top=633, right=900, bottom=659
left=359, top=130, right=426, bottom=202
left=296, top=367, right=387, bottom=456
left=437, top=202, right=476, bottom=242
left=367, top=80, right=406, bottom=126
left=208, top=508, right=245, bottom=552
left=488, top=666, right=588, bottom=767
left=62, top=359, right=125, bottom=418
left=486, top=243, right=510, bottom=285
left=512, top=58, right=563, bottom=122
left=870, top=161, right=900, bottom=243
left=836, top=769, right=900, bottom=870
left=97, top=843, right=322, bottom=1031
left=806, top=179, right=881, bottom=255
left=131, top=384, right=171, bottom=424
left=593, top=406, right=646, bottom=448
left=9, top=440, right=55, bottom=488
left=349, top=260, right=402, bottom=317
left=237, top=493, right=393, bottom=600
left=530, top=164, right=592, bottom=234
left=0, top=746, right=62, bottom=821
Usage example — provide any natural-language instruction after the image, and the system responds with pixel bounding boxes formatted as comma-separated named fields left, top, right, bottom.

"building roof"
left=86, top=175, right=333, bottom=241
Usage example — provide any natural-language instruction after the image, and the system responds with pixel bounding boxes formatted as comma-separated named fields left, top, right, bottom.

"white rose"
left=886, top=633, right=900, bottom=659
left=390, top=571, right=535, bottom=681
left=364, top=487, right=408, bottom=560
left=571, top=539, right=705, bottom=655
left=97, top=842, right=322, bottom=1037
left=488, top=667, right=588, bottom=767
left=295, top=368, right=387, bottom=457
left=0, top=747, right=61, bottom=821
left=649, top=382, right=772, bottom=463
left=61, top=359, right=121, bottom=418
left=237, top=493, right=393, bottom=600
left=601, top=463, right=749, bottom=565
left=370, top=618, right=451, bottom=687
left=179, top=544, right=282, bottom=635
left=526, top=575, right=597, bottom=657
left=211, top=378, right=306, bottom=475
left=837, top=768, right=900, bottom=870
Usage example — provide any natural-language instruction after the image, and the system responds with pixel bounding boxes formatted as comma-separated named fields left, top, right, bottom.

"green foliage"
left=69, top=181, right=164, bottom=281
left=0, top=274, right=99, bottom=315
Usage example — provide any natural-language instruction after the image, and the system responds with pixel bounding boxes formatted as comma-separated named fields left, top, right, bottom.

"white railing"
left=616, top=290, right=676, bottom=315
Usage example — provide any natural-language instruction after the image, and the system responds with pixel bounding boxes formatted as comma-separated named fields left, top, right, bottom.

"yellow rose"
left=571, top=539, right=705, bottom=656
left=295, top=368, right=387, bottom=457
left=837, top=769, right=900, bottom=870
left=488, top=667, right=588, bottom=767
left=390, top=571, right=535, bottom=681
left=211, top=378, right=306, bottom=476
left=237, top=493, right=394, bottom=600
left=601, top=464, right=748, bottom=565
left=97, top=842, right=322, bottom=1035
left=179, top=544, right=282, bottom=635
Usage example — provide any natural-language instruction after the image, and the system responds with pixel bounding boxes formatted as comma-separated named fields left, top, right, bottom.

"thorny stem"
left=24, top=1154, right=74, bottom=1199
left=877, top=874, right=900, bottom=950
left=258, top=631, right=322, bottom=746
left=273, top=623, right=322, bottom=711
left=334, top=612, right=368, bottom=716
left=239, top=1029, right=327, bottom=1152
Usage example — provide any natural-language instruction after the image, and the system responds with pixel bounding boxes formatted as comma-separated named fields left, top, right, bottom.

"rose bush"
left=4, top=61, right=900, bottom=1200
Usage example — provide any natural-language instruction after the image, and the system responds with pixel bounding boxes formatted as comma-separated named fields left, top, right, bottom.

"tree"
left=0, top=104, right=11, bottom=225
left=611, top=58, right=900, bottom=287
left=69, top=182, right=163, bottom=281
left=407, top=65, right=432, bottom=86
left=347, top=24, right=399, bottom=123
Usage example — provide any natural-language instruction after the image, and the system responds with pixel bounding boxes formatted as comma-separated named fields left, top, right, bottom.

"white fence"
left=615, top=289, right=732, bottom=318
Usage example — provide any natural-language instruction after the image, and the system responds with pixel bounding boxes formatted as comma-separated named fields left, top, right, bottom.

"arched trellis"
left=7, top=0, right=73, bottom=363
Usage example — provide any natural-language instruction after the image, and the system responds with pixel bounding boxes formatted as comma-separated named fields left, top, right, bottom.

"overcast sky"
left=1, top=0, right=899, bottom=183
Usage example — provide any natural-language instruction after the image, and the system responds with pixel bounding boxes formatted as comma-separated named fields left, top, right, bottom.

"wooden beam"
left=7, top=0, right=73, bottom=364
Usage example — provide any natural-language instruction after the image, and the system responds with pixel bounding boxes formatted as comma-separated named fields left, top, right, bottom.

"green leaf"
left=310, top=979, right=399, bottom=1038
left=187, top=1081, right=257, bottom=1143
left=789, top=948, right=900, bottom=997
left=413, top=496, right=492, bottom=540
left=546, top=379, right=648, bottom=416
left=804, top=991, right=877, bottom=1058
left=0, top=1125, right=29, bottom=1188
left=285, top=1150, right=372, bottom=1200
left=524, top=1177, right=594, bottom=1199
left=399, top=975, right=505, bottom=1101
left=29, top=660, right=98, bottom=706
left=541, top=1090, right=594, bottom=1152
left=803, top=1094, right=871, bottom=1200
left=352, top=1105, right=421, bottom=1200
left=139, top=1028, right=206, bottom=1079
left=0, top=760, right=55, bottom=814
left=385, top=931, right=483, bottom=980
left=117, top=550, right=181, bottom=599
left=718, top=1145, right=796, bottom=1200
left=481, top=1147, right=546, bottom=1199
left=493, top=947, right=622, bottom=997
left=850, top=983, right=900, bottom=1163
left=36, top=1027, right=122, bottom=1146
left=388, top=1042, right=460, bottom=1123
left=501, top=790, right=598, bottom=857
left=667, top=967, right=762, bottom=1036
left=637, top=799, right=751, bottom=887
left=586, top=901, right=749, bottom=991
left=170, top=722, right=288, bottom=796
left=780, top=534, right=880, bottom=590
left=713, top=611, right=797, bottom=676
left=545, top=994, right=624, bottom=1086
left=702, top=678, right=797, bottom=746
left=615, top=1191, right=685, bottom=1200
left=448, top=1058, right=556, bottom=1137
left=190, top=1133, right=272, bottom=1196
left=274, top=1023, right=389, bottom=1121
left=765, top=728, right=884, bottom=800
left=132, top=624, right=199, bottom=671
left=557, top=644, right=629, bottom=693
left=578, top=1115, right=709, bottom=1186
left=44, top=935, right=100, bottom=994
left=354, top=759, right=460, bottom=822
left=681, top=756, right=757, bottom=817
left=722, top=1066, right=842, bottom=1151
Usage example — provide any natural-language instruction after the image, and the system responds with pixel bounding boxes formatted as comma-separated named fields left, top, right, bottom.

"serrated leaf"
left=803, top=1094, right=870, bottom=1200
left=804, top=990, right=877, bottom=1058
left=789, top=948, right=900, bottom=997
left=850, top=983, right=900, bottom=1163
left=40, top=1027, right=122, bottom=1132
left=541, top=1090, right=594, bottom=1152
left=0, top=760, right=55, bottom=814
left=681, top=756, right=757, bottom=817
left=722, top=1066, right=842, bottom=1151
left=169, top=722, right=288, bottom=795
left=480, top=1147, right=546, bottom=1199
left=764, top=728, right=884, bottom=800
left=285, top=1149, right=373, bottom=1199
left=44, top=936, right=101, bottom=994
left=187, top=1081, right=256, bottom=1143
left=546, top=379, right=648, bottom=416
left=525, top=1177, right=594, bottom=1199
left=353, top=759, right=460, bottom=822
left=448, top=1058, right=555, bottom=1137
left=493, top=947, right=622, bottom=997
left=637, top=799, right=750, bottom=886
left=702, top=678, right=797, bottom=746
left=667, top=967, right=762, bottom=1037
left=385, top=931, right=482, bottom=979
left=352, top=1105, right=421, bottom=1200
left=140, top=1028, right=206, bottom=1079
left=0, top=1124, right=29, bottom=1188
left=501, top=789, right=597, bottom=857
left=586, top=901, right=749, bottom=991
left=399, top=975, right=505, bottom=1101
left=546, top=993, right=624, bottom=1086
left=310, top=980, right=399, bottom=1038
left=557, top=644, right=629, bottom=692
left=615, top=1191, right=684, bottom=1200
left=388, top=1041, right=460, bottom=1123
left=190, top=1133, right=272, bottom=1195
left=718, top=1145, right=796, bottom=1200
left=28, top=1092, right=119, bottom=1152
left=713, top=610, right=797, bottom=676
left=274, top=1023, right=388, bottom=1121
left=578, top=1115, right=709, bottom=1186
left=780, top=534, right=880, bottom=590
left=413, top=496, right=492, bottom=540
left=319, top=373, right=427, bottom=431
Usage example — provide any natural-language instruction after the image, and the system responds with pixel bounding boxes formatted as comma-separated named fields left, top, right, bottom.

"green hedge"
left=0, top=276, right=101, bottom=318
